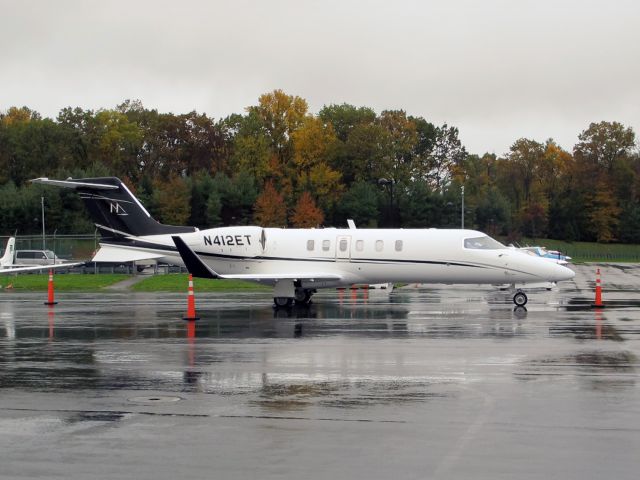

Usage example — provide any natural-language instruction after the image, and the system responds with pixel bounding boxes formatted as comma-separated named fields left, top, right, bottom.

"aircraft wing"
left=92, top=245, right=165, bottom=263
left=0, top=262, right=83, bottom=274
left=171, top=236, right=341, bottom=282
left=214, top=272, right=342, bottom=281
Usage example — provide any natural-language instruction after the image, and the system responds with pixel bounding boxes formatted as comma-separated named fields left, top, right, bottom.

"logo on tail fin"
left=109, top=201, right=128, bottom=215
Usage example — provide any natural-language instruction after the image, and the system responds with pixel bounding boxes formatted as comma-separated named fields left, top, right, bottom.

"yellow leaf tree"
left=249, top=89, right=308, bottom=165
left=292, top=116, right=343, bottom=208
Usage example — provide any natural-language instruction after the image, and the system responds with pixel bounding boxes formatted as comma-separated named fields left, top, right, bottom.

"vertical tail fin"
left=31, top=177, right=197, bottom=240
left=1, top=237, right=16, bottom=268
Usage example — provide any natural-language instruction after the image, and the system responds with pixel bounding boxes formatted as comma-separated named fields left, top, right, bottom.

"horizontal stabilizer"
left=31, top=178, right=119, bottom=190
left=92, top=246, right=165, bottom=263
left=31, top=176, right=197, bottom=238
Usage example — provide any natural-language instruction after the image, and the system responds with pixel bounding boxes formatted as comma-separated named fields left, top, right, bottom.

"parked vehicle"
left=14, top=249, right=63, bottom=266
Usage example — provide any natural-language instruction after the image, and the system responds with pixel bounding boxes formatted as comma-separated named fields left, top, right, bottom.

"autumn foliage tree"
left=588, top=179, right=622, bottom=242
left=253, top=181, right=287, bottom=227
left=1, top=95, right=639, bottom=243
left=152, top=174, right=191, bottom=225
left=291, top=192, right=325, bottom=228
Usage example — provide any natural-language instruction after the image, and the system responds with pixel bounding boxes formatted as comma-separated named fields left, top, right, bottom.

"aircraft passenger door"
left=335, top=236, right=352, bottom=262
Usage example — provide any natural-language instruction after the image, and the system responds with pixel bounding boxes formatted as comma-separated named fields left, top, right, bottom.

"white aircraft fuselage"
left=99, top=226, right=574, bottom=288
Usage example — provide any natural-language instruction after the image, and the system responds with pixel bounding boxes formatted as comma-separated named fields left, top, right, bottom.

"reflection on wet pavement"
left=251, top=379, right=448, bottom=412
left=1, top=290, right=639, bottom=399
left=1, top=278, right=640, bottom=479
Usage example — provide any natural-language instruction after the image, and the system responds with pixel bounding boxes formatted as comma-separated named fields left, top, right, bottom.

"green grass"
left=0, top=274, right=130, bottom=291
left=0, top=273, right=269, bottom=292
left=515, top=238, right=640, bottom=262
left=132, top=274, right=270, bottom=292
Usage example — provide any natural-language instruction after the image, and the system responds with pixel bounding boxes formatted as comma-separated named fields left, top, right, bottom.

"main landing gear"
left=273, top=297, right=293, bottom=308
left=273, top=288, right=315, bottom=308
left=513, top=289, right=528, bottom=307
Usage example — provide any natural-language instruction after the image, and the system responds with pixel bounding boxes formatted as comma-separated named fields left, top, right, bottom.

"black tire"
left=294, top=288, right=312, bottom=305
left=274, top=297, right=293, bottom=308
left=513, top=291, right=528, bottom=307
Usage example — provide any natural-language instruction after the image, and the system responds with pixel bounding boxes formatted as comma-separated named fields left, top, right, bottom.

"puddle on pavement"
left=516, top=350, right=637, bottom=390
left=250, top=380, right=448, bottom=412
left=128, top=395, right=182, bottom=405
left=549, top=322, right=624, bottom=341
left=64, top=411, right=127, bottom=424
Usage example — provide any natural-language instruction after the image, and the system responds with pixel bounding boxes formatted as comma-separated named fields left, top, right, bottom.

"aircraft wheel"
left=274, top=297, right=293, bottom=308
left=294, top=288, right=313, bottom=305
left=513, top=291, right=528, bottom=307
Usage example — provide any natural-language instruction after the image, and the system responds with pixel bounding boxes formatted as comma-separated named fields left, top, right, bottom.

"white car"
left=14, top=249, right=63, bottom=266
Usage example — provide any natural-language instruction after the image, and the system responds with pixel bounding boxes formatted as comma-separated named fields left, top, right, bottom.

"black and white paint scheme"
left=33, top=177, right=575, bottom=307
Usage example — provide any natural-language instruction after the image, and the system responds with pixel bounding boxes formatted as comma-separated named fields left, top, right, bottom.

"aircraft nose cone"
left=552, top=263, right=575, bottom=281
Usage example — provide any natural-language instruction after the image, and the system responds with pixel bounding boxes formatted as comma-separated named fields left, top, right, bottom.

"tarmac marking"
left=1, top=407, right=407, bottom=423
left=219, top=414, right=407, bottom=423
left=431, top=386, right=495, bottom=479
left=1, top=407, right=208, bottom=418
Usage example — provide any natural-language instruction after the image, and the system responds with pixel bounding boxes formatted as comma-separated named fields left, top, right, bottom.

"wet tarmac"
left=1, top=264, right=640, bottom=479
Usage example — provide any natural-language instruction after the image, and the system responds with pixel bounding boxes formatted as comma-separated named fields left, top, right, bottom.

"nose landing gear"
left=513, top=290, right=528, bottom=307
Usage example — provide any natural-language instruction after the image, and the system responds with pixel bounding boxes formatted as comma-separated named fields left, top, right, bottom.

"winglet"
left=172, top=236, right=219, bottom=279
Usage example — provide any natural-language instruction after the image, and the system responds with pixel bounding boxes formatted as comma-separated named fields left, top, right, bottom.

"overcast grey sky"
left=2, top=0, right=638, bottom=155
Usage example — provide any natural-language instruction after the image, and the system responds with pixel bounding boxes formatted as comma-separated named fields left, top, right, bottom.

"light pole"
left=461, top=185, right=465, bottom=229
left=41, top=196, right=46, bottom=249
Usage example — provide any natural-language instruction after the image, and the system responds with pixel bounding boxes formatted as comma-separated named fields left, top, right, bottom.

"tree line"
left=1, top=90, right=638, bottom=243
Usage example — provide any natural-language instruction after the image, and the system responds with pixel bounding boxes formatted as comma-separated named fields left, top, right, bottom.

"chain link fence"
left=1, top=233, right=186, bottom=274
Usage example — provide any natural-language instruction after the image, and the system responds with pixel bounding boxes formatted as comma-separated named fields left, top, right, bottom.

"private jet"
left=32, top=177, right=575, bottom=307
left=518, top=246, right=571, bottom=265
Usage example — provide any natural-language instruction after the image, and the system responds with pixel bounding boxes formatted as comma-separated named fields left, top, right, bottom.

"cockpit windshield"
left=464, top=235, right=505, bottom=250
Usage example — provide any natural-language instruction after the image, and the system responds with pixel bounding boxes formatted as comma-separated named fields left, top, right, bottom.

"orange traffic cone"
left=44, top=269, right=57, bottom=306
left=183, top=274, right=199, bottom=320
left=592, top=268, right=604, bottom=308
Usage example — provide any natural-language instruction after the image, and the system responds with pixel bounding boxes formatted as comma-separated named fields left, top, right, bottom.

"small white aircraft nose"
left=552, top=263, right=575, bottom=281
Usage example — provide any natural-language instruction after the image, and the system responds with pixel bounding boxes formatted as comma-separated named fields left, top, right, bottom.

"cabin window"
left=395, top=240, right=403, bottom=251
left=464, top=236, right=505, bottom=250
left=355, top=240, right=364, bottom=252
left=307, top=240, right=315, bottom=251
left=375, top=240, right=384, bottom=252
left=339, top=238, right=348, bottom=252
left=322, top=239, right=331, bottom=251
